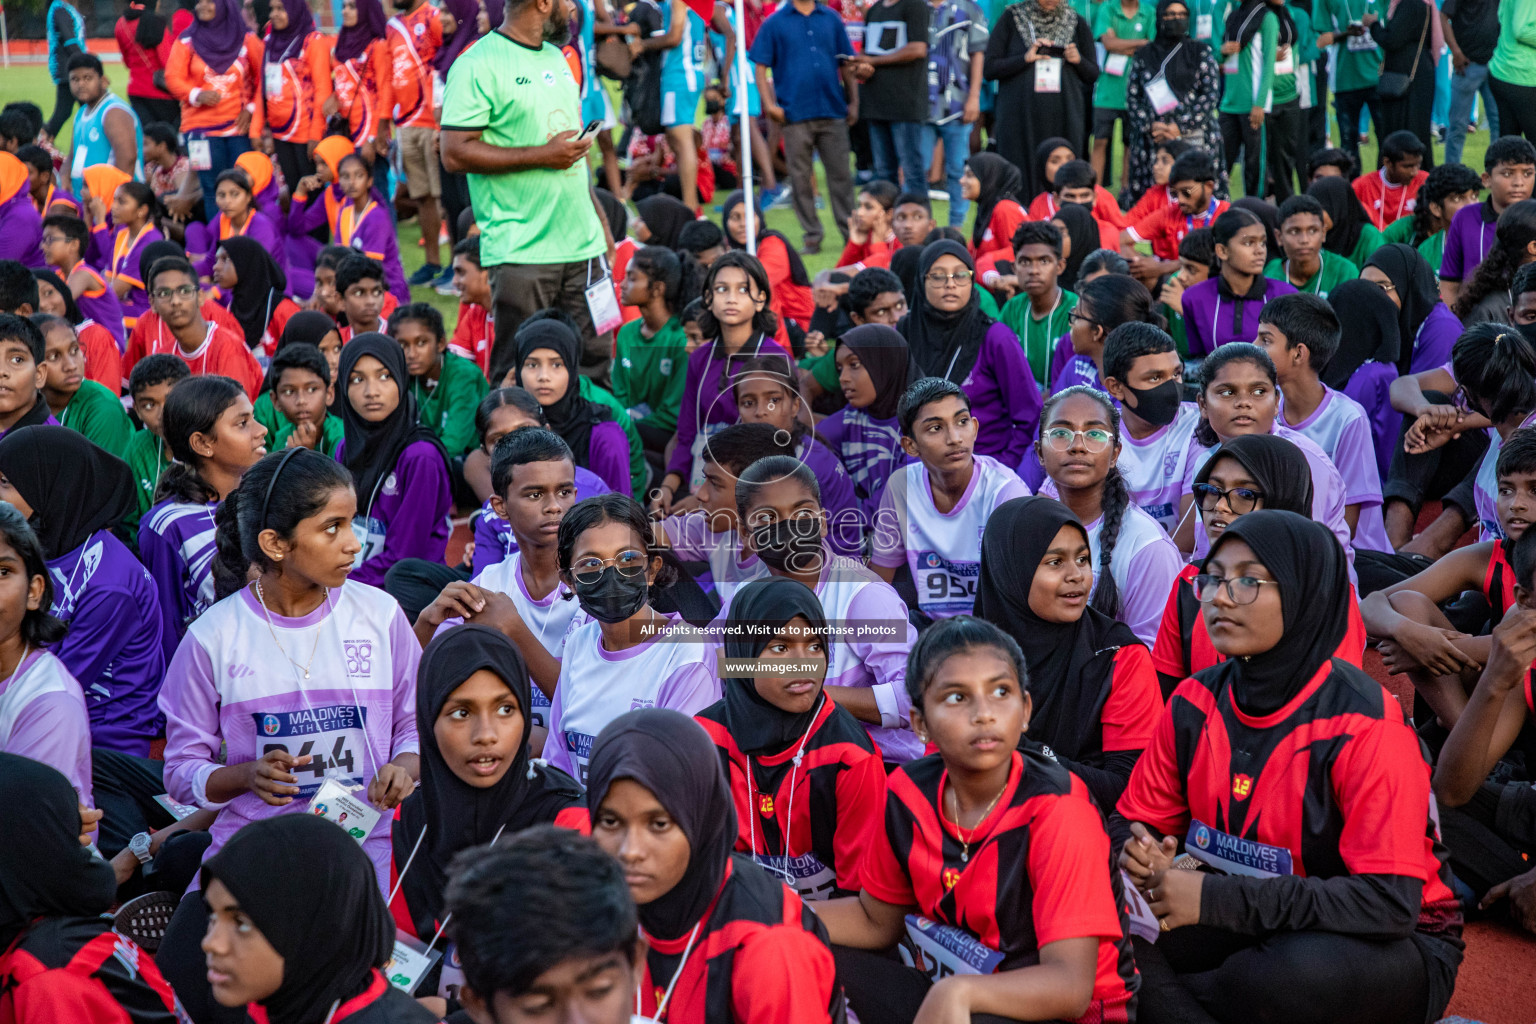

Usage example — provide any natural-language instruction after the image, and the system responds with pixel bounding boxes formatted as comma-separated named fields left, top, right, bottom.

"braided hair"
left=1455, top=199, right=1536, bottom=319
left=1039, top=385, right=1127, bottom=621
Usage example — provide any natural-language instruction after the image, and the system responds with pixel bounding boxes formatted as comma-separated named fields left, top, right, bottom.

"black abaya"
left=985, top=9, right=1100, bottom=198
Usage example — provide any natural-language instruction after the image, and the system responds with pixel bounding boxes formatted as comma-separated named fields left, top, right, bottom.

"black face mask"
left=1125, top=378, right=1183, bottom=427
left=573, top=566, right=650, bottom=624
left=705, top=100, right=723, bottom=116
left=752, top=517, right=824, bottom=574
left=1159, top=15, right=1188, bottom=38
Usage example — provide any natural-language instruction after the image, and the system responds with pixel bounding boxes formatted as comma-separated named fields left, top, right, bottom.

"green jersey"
left=58, top=379, right=132, bottom=458
left=1093, top=1, right=1155, bottom=110
left=802, top=348, right=840, bottom=394
left=612, top=317, right=689, bottom=434
left=274, top=414, right=346, bottom=458
left=412, top=351, right=490, bottom=457
left=1345, top=222, right=1387, bottom=269
left=1219, top=8, right=1277, bottom=115
left=122, top=427, right=168, bottom=535
left=440, top=33, right=605, bottom=267
left=1264, top=250, right=1359, bottom=297
left=252, top=389, right=282, bottom=441
left=999, top=288, right=1078, bottom=387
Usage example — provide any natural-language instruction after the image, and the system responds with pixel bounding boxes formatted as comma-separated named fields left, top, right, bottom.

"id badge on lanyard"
left=1146, top=74, right=1178, bottom=114
left=584, top=257, right=623, bottom=336
left=1035, top=56, right=1063, bottom=93
left=1105, top=52, right=1129, bottom=76
left=1196, top=13, right=1212, bottom=38
left=386, top=930, right=443, bottom=993
left=188, top=137, right=213, bottom=172
left=351, top=515, right=387, bottom=567
left=307, top=777, right=382, bottom=844
left=264, top=61, right=284, bottom=97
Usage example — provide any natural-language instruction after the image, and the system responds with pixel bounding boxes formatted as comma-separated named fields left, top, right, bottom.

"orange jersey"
left=332, top=39, right=387, bottom=145
left=380, top=3, right=442, bottom=130
left=165, top=33, right=265, bottom=140
left=262, top=30, right=333, bottom=143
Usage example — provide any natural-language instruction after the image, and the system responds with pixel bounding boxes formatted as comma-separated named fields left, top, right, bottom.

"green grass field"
left=1, top=60, right=1492, bottom=306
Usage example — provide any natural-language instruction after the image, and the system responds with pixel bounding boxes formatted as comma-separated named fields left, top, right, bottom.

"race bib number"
left=565, top=731, right=596, bottom=785
left=585, top=275, right=624, bottom=336
left=264, top=62, right=284, bottom=96
left=1105, top=53, right=1129, bottom=76
left=528, top=686, right=551, bottom=729
left=1146, top=74, right=1178, bottom=114
left=1121, top=869, right=1161, bottom=942
left=307, top=776, right=381, bottom=844
left=1034, top=56, right=1063, bottom=93
left=915, top=552, right=979, bottom=615
left=386, top=929, right=442, bottom=994
left=437, top=942, right=465, bottom=1001
left=1195, top=13, right=1212, bottom=38
left=253, top=704, right=370, bottom=797
left=1185, top=819, right=1294, bottom=878
left=899, top=916, right=1004, bottom=979
left=351, top=515, right=387, bottom=567
left=188, top=138, right=213, bottom=172
left=753, top=851, right=838, bottom=902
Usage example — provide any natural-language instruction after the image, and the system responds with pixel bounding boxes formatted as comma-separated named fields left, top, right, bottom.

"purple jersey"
left=98, top=223, right=164, bottom=328
left=187, top=211, right=282, bottom=280
left=1181, top=275, right=1299, bottom=357
left=138, top=498, right=219, bottom=664
left=1279, top=385, right=1392, bottom=554
left=469, top=464, right=611, bottom=576
left=661, top=512, right=769, bottom=604
left=959, top=321, right=1042, bottom=467
left=157, top=581, right=421, bottom=891
left=1440, top=198, right=1498, bottom=284
left=346, top=440, right=453, bottom=588
left=586, top=420, right=632, bottom=497
left=816, top=405, right=911, bottom=519
left=796, top=434, right=861, bottom=556
left=0, top=650, right=93, bottom=804
left=666, top=336, right=792, bottom=482
left=69, top=262, right=126, bottom=348
left=48, top=529, right=167, bottom=756
left=335, top=197, right=410, bottom=303
left=0, top=186, right=43, bottom=269
left=1050, top=351, right=1105, bottom=395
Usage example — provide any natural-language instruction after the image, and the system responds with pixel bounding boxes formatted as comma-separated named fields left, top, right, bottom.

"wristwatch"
left=129, top=831, right=153, bottom=866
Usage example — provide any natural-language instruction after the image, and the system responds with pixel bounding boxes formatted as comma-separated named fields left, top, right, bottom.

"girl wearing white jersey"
left=872, top=377, right=1031, bottom=621
left=1037, top=387, right=1183, bottom=645
left=545, top=494, right=718, bottom=786
left=1100, top=321, right=1202, bottom=532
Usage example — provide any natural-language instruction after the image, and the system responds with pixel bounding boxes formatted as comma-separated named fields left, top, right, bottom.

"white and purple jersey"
left=1473, top=410, right=1536, bottom=541
left=661, top=512, right=769, bottom=604
left=545, top=611, right=718, bottom=785
left=467, top=464, right=611, bottom=577
left=48, top=530, right=167, bottom=757
left=796, top=435, right=862, bottom=557
left=158, top=581, right=421, bottom=891
left=1279, top=386, right=1392, bottom=553
left=0, top=650, right=93, bottom=804
left=713, top=555, right=921, bottom=762
left=871, top=455, right=1031, bottom=619
left=1116, top=403, right=1201, bottom=532
left=436, top=552, right=587, bottom=729
left=138, top=498, right=218, bottom=664
left=816, top=406, right=910, bottom=518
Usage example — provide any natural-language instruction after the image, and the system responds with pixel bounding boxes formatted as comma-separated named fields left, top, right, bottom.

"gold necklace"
left=944, top=775, right=1010, bottom=863
left=253, top=580, right=328, bottom=680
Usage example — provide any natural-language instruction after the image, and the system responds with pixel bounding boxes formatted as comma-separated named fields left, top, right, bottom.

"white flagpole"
left=733, top=0, right=755, bottom=255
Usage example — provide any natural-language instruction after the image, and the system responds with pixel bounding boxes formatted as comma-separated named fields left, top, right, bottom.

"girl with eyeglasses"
left=1049, top=273, right=1166, bottom=395
left=899, top=240, right=1042, bottom=468
left=1172, top=343, right=1353, bottom=567
left=1117, top=511, right=1462, bottom=1024
left=1154, top=432, right=1366, bottom=695
left=1036, top=387, right=1182, bottom=645
left=544, top=495, right=718, bottom=786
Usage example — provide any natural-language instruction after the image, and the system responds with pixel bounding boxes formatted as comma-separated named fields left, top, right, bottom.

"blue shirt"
left=748, top=1, right=854, bottom=123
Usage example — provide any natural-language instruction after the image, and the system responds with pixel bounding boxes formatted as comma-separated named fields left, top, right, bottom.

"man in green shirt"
left=122, top=353, right=187, bottom=537
left=1266, top=194, right=1359, bottom=296
left=1321, top=0, right=1386, bottom=173
left=1219, top=1, right=1277, bottom=199
left=1093, top=0, right=1154, bottom=192
left=390, top=303, right=491, bottom=458
left=268, top=344, right=346, bottom=458
left=36, top=315, right=130, bottom=458
left=440, top=0, right=613, bottom=385
left=998, top=221, right=1078, bottom=387
left=612, top=248, right=690, bottom=456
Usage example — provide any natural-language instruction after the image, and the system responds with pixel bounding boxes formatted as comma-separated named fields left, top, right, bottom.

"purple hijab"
left=188, top=0, right=249, bottom=73
left=264, top=0, right=317, bottom=63
left=435, top=0, right=480, bottom=71
left=334, top=0, right=389, bottom=63
left=482, top=0, right=505, bottom=31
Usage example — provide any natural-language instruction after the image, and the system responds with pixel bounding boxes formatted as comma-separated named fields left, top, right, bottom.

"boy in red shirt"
left=1123, top=149, right=1228, bottom=274
left=1352, top=129, right=1429, bottom=231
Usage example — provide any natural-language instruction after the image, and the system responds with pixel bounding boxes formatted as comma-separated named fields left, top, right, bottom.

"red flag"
left=686, top=0, right=717, bottom=29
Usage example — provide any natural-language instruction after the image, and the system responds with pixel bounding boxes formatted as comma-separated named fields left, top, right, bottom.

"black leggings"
left=1131, top=925, right=1451, bottom=1024
left=1335, top=86, right=1381, bottom=177
left=1381, top=390, right=1491, bottom=518
left=1491, top=75, right=1536, bottom=146
left=44, top=78, right=75, bottom=139
left=271, top=139, right=316, bottom=195
left=833, top=945, right=1064, bottom=1024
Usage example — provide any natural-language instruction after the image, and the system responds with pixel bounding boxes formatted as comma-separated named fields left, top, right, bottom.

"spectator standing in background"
left=441, top=0, right=611, bottom=384
left=117, top=0, right=188, bottom=131
left=855, top=0, right=932, bottom=192
left=1440, top=0, right=1499, bottom=166
left=1489, top=0, right=1536, bottom=144
left=751, top=0, right=860, bottom=256
left=1367, top=0, right=1440, bottom=170
left=382, top=0, right=446, bottom=286
left=42, top=0, right=87, bottom=141
left=260, top=0, right=333, bottom=190
left=925, top=0, right=989, bottom=227
left=1092, top=0, right=1154, bottom=193
left=1321, top=0, right=1386, bottom=178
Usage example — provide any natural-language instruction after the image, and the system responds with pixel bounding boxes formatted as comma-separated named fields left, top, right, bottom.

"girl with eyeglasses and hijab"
left=544, top=495, right=718, bottom=786
left=695, top=576, right=887, bottom=903
left=1117, top=511, right=1462, bottom=1024
left=816, top=615, right=1138, bottom=1024
left=1155, top=432, right=1367, bottom=695
left=588, top=707, right=843, bottom=1023
left=899, top=240, right=1042, bottom=466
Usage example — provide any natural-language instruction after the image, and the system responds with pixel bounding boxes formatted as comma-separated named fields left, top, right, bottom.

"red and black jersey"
left=1118, top=659, right=1463, bottom=940
left=1152, top=565, right=1368, bottom=682
left=637, top=858, right=844, bottom=1024
left=248, top=970, right=439, bottom=1023
left=861, top=748, right=1138, bottom=1024
left=0, top=917, right=177, bottom=1024
left=695, top=697, right=887, bottom=899
left=1483, top=540, right=1517, bottom=622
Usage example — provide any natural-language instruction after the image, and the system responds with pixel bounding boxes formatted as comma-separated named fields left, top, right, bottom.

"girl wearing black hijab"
left=338, top=333, right=452, bottom=587
left=636, top=194, right=696, bottom=250
left=0, top=754, right=180, bottom=1022
left=964, top=152, right=1027, bottom=261
left=0, top=426, right=166, bottom=758
left=973, top=496, right=1162, bottom=811
left=1125, top=0, right=1225, bottom=202
left=513, top=319, right=632, bottom=496
left=898, top=240, right=1042, bottom=464
left=586, top=707, right=843, bottom=1023
left=200, top=814, right=437, bottom=1024
left=213, top=235, right=301, bottom=355
left=1363, top=242, right=1461, bottom=375
left=695, top=578, right=886, bottom=903
left=1154, top=432, right=1366, bottom=691
left=1117, top=511, right=1463, bottom=1024
left=1049, top=201, right=1100, bottom=289
left=390, top=625, right=585, bottom=998
left=821, top=325, right=919, bottom=515
left=1307, top=175, right=1386, bottom=268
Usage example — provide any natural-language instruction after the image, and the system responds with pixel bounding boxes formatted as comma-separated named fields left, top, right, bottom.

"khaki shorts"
left=397, top=125, right=441, bottom=199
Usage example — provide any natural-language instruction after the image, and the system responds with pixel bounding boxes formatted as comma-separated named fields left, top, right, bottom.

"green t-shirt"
left=1346, top=222, right=1387, bottom=269
left=274, top=414, right=346, bottom=458
left=440, top=33, right=605, bottom=267
left=803, top=348, right=840, bottom=394
left=999, top=287, right=1078, bottom=387
left=122, top=427, right=168, bottom=535
left=1491, top=0, right=1536, bottom=87
left=252, top=389, right=282, bottom=441
left=1290, top=4, right=1321, bottom=108
left=978, top=288, right=1001, bottom=319
left=1219, top=8, right=1276, bottom=114
left=412, top=351, right=490, bottom=457
left=1382, top=214, right=1415, bottom=244
left=58, top=379, right=132, bottom=458
left=612, top=316, right=689, bottom=434
left=1164, top=305, right=1191, bottom=358
left=577, top=376, right=644, bottom=498
left=1093, top=1, right=1155, bottom=109
left=1263, top=250, right=1358, bottom=297
left=1321, top=0, right=1385, bottom=92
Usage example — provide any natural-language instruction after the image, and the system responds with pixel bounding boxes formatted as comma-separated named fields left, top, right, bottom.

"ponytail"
left=1454, top=200, right=1536, bottom=318
left=1451, top=322, right=1536, bottom=424
left=155, top=375, right=246, bottom=505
